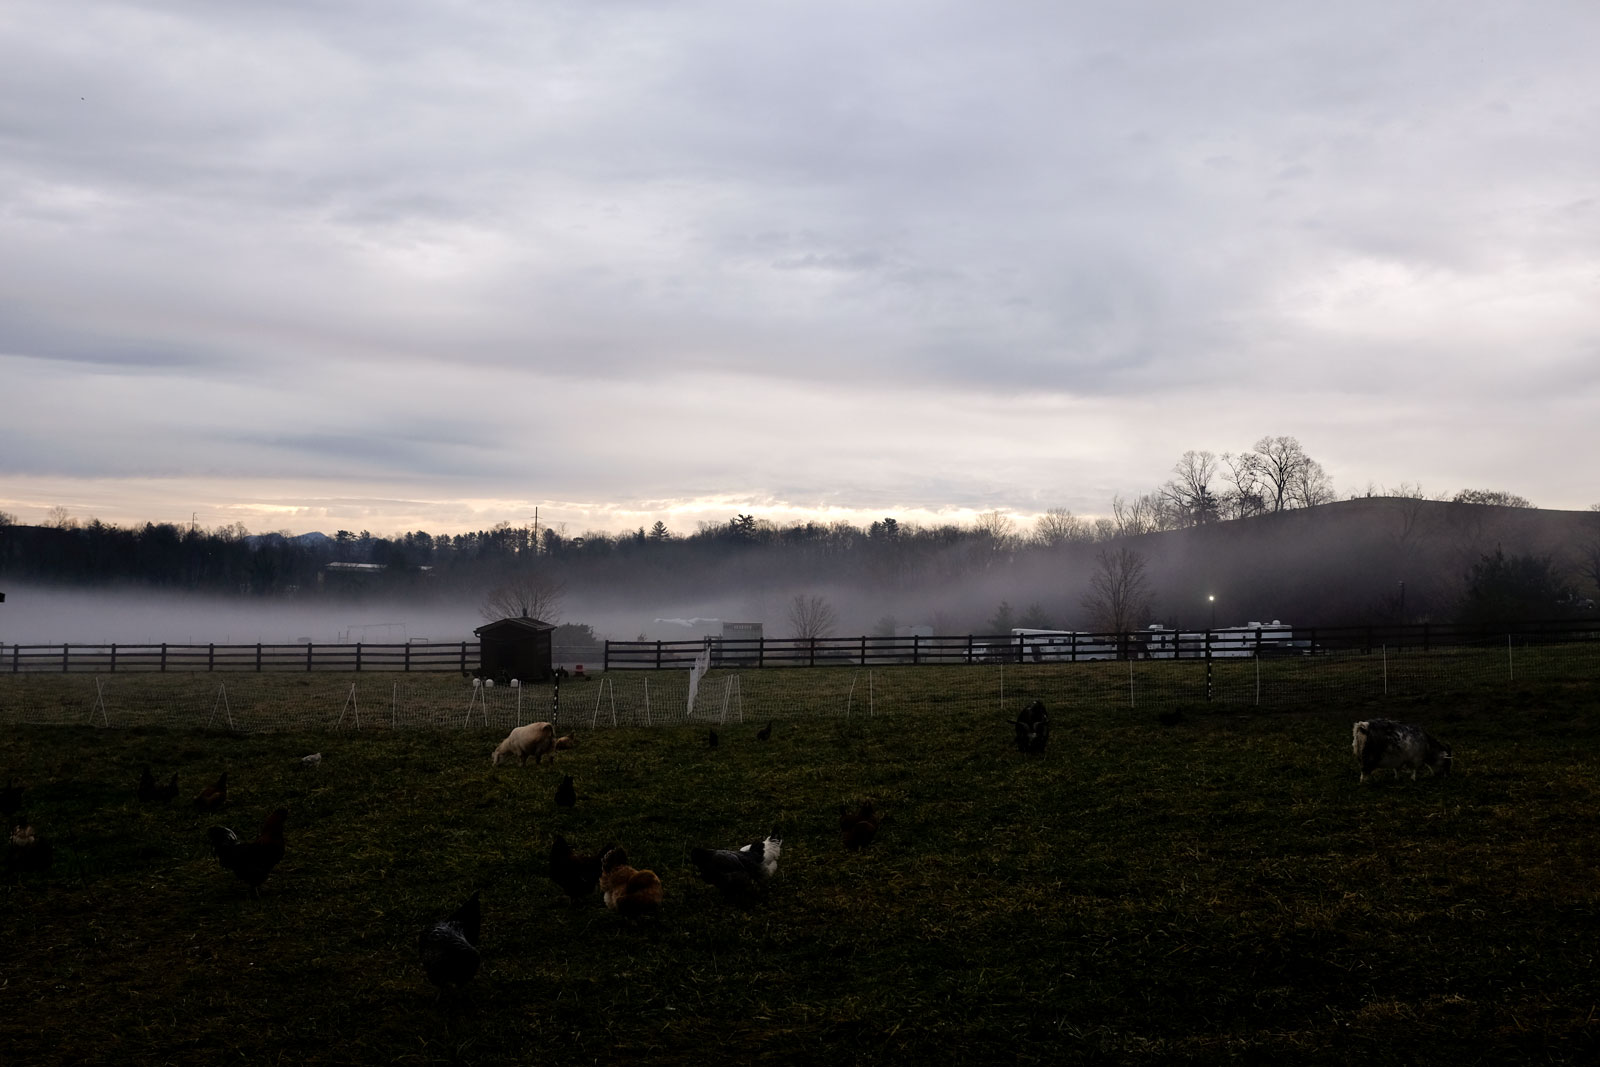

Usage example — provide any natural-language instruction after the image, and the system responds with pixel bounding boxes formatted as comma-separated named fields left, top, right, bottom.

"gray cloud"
left=4, top=0, right=1599, bottom=532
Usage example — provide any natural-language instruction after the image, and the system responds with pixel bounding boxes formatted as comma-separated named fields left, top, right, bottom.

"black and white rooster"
left=419, top=891, right=482, bottom=990
left=689, top=834, right=782, bottom=904
left=1012, top=699, right=1050, bottom=754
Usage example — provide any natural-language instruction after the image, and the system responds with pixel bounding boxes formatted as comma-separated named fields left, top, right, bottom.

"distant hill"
left=1112, top=498, right=1598, bottom=628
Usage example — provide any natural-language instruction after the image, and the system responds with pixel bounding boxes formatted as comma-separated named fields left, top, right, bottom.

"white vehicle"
left=1009, top=629, right=1124, bottom=662
left=1141, top=621, right=1306, bottom=659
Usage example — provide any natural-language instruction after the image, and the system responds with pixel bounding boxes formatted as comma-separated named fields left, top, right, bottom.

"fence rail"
left=3, top=617, right=1597, bottom=674
left=602, top=617, right=1600, bottom=669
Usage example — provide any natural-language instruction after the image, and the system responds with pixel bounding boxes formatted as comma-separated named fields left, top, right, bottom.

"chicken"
left=207, top=807, right=287, bottom=892
left=419, top=891, right=482, bottom=989
left=1, top=778, right=24, bottom=818
left=707, top=729, right=719, bottom=749
left=839, top=801, right=880, bottom=851
left=554, top=774, right=576, bottom=809
left=193, top=771, right=228, bottom=813
left=598, top=847, right=664, bottom=917
left=689, top=834, right=782, bottom=903
left=5, top=819, right=53, bottom=873
left=549, top=833, right=613, bottom=902
left=139, top=766, right=179, bottom=803
left=755, top=722, right=773, bottom=741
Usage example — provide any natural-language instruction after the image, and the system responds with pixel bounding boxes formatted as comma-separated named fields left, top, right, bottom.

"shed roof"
left=474, top=616, right=556, bottom=636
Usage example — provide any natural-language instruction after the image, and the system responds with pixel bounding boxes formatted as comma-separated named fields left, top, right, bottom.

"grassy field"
left=2, top=669, right=1598, bottom=1065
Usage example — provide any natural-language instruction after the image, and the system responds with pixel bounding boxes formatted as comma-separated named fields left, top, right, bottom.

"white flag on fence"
left=687, top=645, right=710, bottom=717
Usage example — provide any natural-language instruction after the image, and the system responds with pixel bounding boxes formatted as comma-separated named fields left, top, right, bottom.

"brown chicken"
left=193, top=772, right=228, bottom=813
left=598, top=847, right=663, bottom=917
left=207, top=807, right=287, bottom=892
left=549, top=833, right=613, bottom=903
left=840, top=800, right=881, bottom=851
left=5, top=818, right=53, bottom=873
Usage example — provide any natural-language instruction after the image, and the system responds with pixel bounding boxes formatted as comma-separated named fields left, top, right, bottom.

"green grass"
left=2, top=670, right=1598, bottom=1065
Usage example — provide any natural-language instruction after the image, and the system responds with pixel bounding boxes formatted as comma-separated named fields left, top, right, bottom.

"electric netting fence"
left=2, top=637, right=1596, bottom=735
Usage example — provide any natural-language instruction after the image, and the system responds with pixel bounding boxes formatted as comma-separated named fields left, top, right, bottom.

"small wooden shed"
left=474, top=616, right=556, bottom=682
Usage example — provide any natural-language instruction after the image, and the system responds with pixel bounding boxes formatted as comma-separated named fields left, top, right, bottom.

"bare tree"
left=480, top=569, right=566, bottom=623
left=787, top=594, right=839, bottom=640
left=1111, top=494, right=1162, bottom=537
left=1033, top=507, right=1090, bottom=547
left=1220, top=451, right=1267, bottom=519
left=1081, top=546, right=1154, bottom=634
left=1161, top=450, right=1221, bottom=526
left=1251, top=435, right=1322, bottom=512
left=973, top=509, right=1019, bottom=548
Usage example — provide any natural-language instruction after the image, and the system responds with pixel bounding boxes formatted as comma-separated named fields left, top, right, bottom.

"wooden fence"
left=3, top=618, right=1596, bottom=674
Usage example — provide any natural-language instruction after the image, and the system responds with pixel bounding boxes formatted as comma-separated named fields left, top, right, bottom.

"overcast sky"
left=3, top=0, right=1597, bottom=538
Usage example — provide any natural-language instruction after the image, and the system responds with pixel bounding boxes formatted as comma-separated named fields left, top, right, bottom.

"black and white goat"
left=1352, top=719, right=1452, bottom=782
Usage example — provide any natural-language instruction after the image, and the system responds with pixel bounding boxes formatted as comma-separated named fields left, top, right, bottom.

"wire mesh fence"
left=2, top=637, right=1595, bottom=736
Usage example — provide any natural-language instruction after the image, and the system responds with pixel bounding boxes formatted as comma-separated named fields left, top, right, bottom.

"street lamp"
left=1208, top=594, right=1216, bottom=629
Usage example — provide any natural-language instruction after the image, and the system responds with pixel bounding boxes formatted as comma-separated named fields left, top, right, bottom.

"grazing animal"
left=419, top=891, right=482, bottom=989
left=554, top=774, right=576, bottom=809
left=193, top=772, right=228, bottom=813
left=707, top=730, right=719, bottom=749
left=300, top=753, right=322, bottom=768
left=207, top=807, right=288, bottom=892
left=755, top=722, right=772, bottom=742
left=5, top=819, right=53, bottom=873
left=690, top=834, right=782, bottom=903
left=553, top=735, right=576, bottom=751
left=549, top=834, right=613, bottom=903
left=1352, top=719, right=1453, bottom=782
left=139, top=766, right=180, bottom=802
left=598, top=847, right=664, bottom=917
left=1012, top=700, right=1050, bottom=753
left=839, top=801, right=880, bottom=851
left=491, top=722, right=555, bottom=766
left=1, top=778, right=24, bottom=818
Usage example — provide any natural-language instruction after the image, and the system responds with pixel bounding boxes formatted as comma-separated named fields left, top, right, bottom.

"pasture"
left=2, top=668, right=1597, bottom=1065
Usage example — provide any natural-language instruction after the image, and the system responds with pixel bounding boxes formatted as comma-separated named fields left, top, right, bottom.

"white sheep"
left=491, top=722, right=556, bottom=766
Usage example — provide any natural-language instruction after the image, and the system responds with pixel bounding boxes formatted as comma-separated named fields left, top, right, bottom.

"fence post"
left=1204, top=632, right=1213, bottom=701
left=63, top=643, right=70, bottom=673
left=208, top=643, right=215, bottom=671
left=809, top=637, right=816, bottom=667
left=110, top=644, right=118, bottom=673
left=913, top=634, right=921, bottom=666
left=603, top=641, right=611, bottom=672
left=306, top=643, right=313, bottom=671
left=256, top=643, right=263, bottom=671
left=160, top=643, right=168, bottom=672
left=656, top=641, right=663, bottom=669
left=460, top=642, right=468, bottom=673
left=356, top=642, right=363, bottom=672
left=404, top=643, right=411, bottom=672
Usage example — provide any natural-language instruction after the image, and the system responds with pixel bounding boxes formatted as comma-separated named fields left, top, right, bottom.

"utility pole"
left=532, top=507, right=539, bottom=555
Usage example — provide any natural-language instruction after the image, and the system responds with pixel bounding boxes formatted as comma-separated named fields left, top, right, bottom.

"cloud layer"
left=4, top=1, right=1598, bottom=534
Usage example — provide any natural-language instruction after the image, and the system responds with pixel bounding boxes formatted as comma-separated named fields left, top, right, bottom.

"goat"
left=491, top=722, right=556, bottom=766
left=1352, top=719, right=1452, bottom=782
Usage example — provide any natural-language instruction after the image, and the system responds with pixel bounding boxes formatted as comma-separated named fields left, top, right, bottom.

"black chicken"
left=207, top=807, right=287, bottom=893
left=554, top=774, right=576, bottom=809
left=138, top=766, right=179, bottom=803
left=548, top=833, right=613, bottom=902
left=839, top=801, right=881, bottom=851
left=755, top=722, right=772, bottom=741
left=419, top=891, right=482, bottom=989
